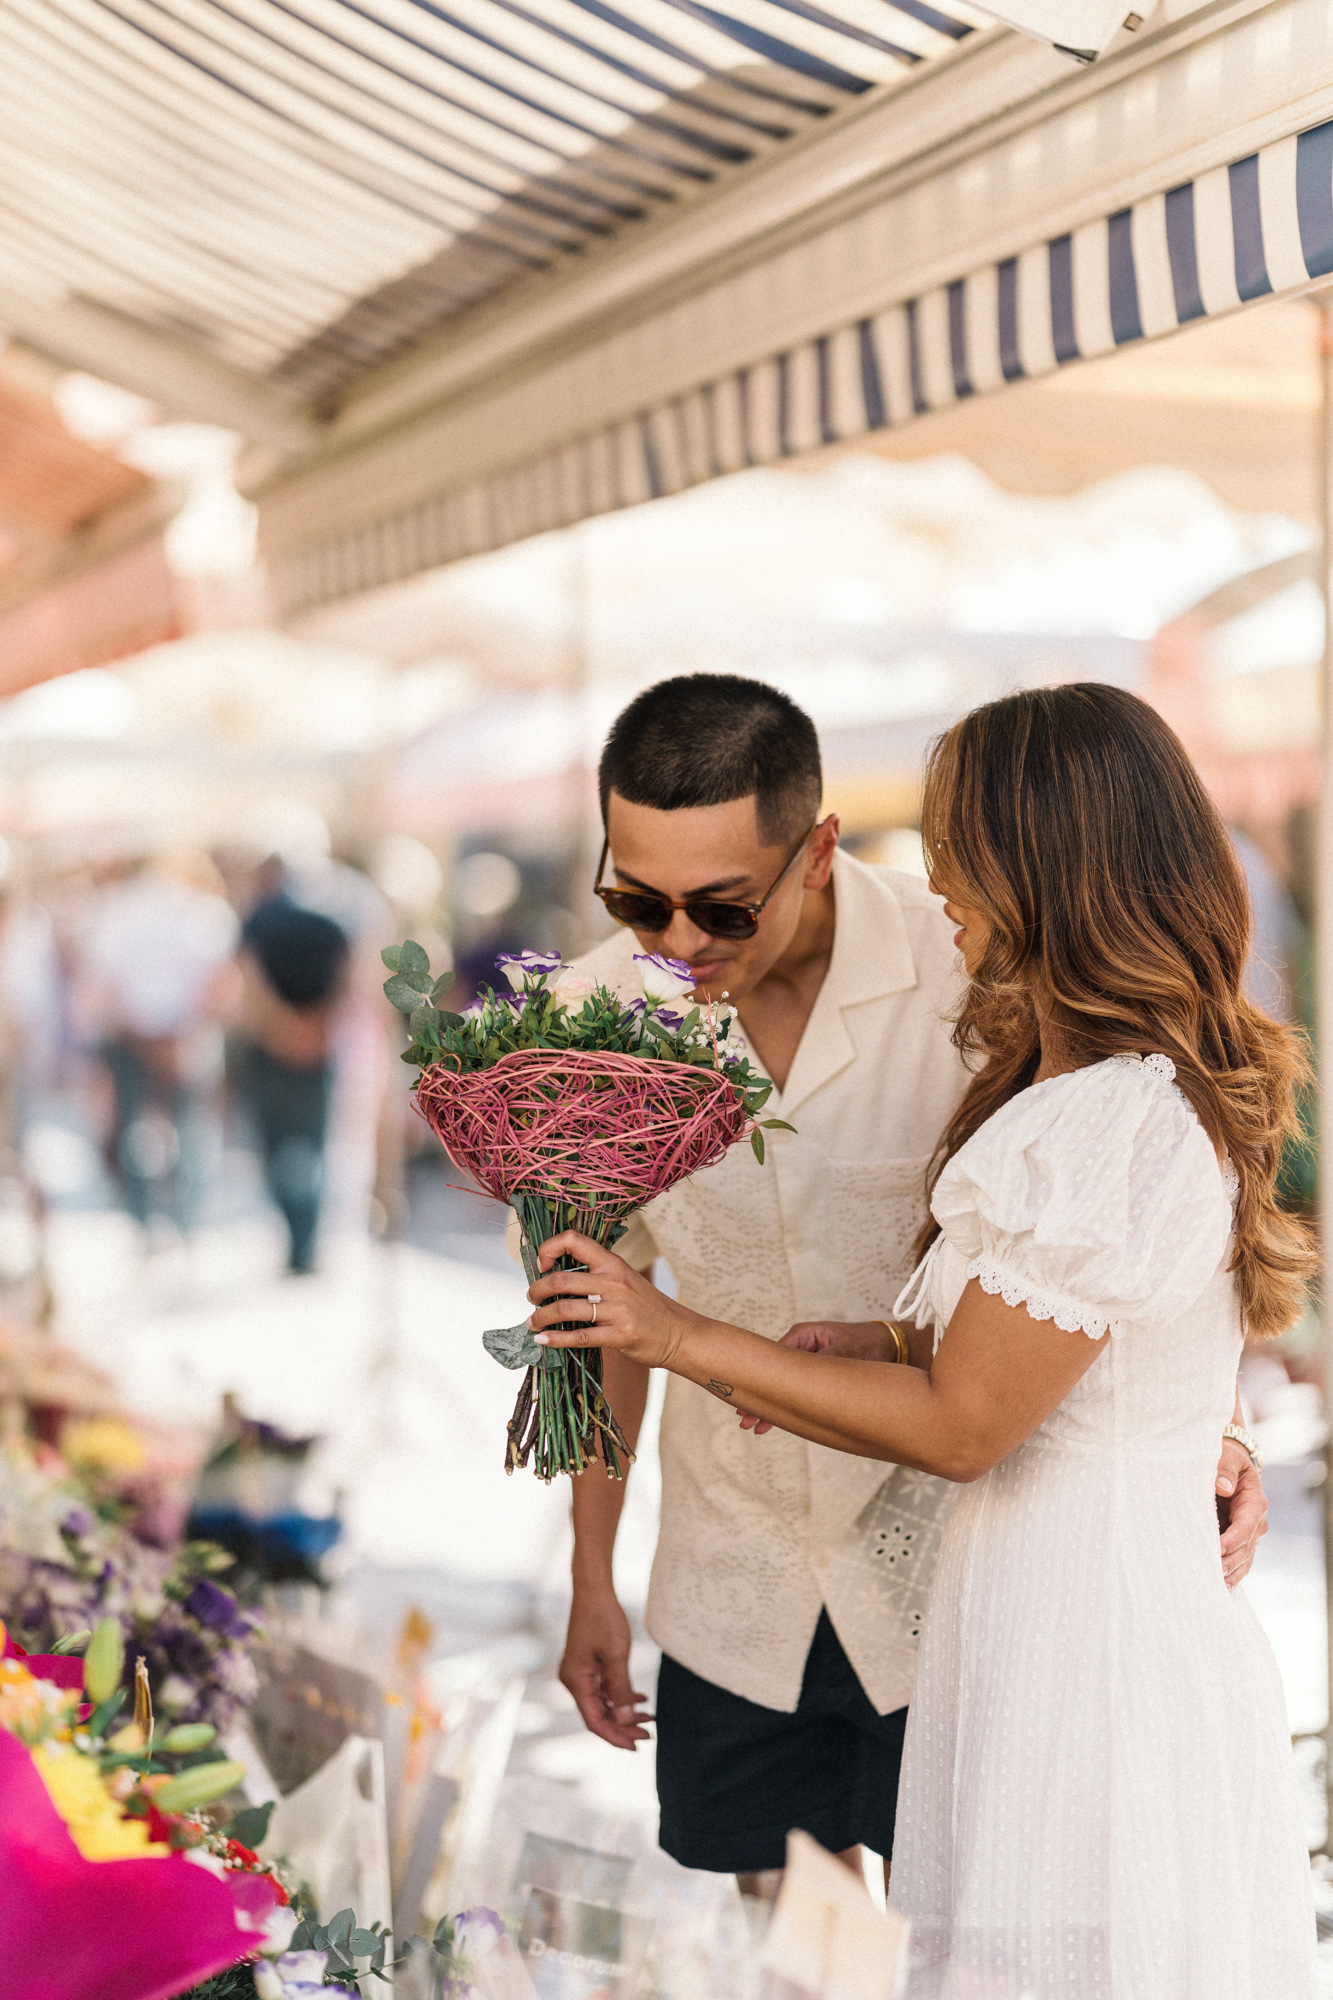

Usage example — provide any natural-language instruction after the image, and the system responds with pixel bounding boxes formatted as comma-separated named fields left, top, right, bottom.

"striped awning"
left=258, top=0, right=1333, bottom=615
left=0, top=0, right=984, bottom=406
left=273, top=112, right=1333, bottom=615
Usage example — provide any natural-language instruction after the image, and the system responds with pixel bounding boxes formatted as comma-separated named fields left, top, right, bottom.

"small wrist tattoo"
left=707, top=1379, right=734, bottom=1400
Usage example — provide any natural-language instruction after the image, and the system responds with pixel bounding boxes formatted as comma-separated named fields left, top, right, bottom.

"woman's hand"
left=739, top=1322, right=904, bottom=1434
left=526, top=1231, right=697, bottom=1367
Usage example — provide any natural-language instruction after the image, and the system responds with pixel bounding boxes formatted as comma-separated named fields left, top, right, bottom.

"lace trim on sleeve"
left=966, top=1254, right=1121, bottom=1341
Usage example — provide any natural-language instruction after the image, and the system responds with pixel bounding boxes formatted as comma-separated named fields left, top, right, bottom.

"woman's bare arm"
left=528, top=1232, right=1107, bottom=1483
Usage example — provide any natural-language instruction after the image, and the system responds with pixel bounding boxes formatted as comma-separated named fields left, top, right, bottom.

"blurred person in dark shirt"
left=233, top=898, right=349, bottom=1274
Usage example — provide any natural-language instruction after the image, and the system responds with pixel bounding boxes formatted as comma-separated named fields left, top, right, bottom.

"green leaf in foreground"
left=484, top=1322, right=559, bottom=1372
left=228, top=1800, right=274, bottom=1849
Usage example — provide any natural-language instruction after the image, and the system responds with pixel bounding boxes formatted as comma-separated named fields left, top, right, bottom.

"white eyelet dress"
left=889, top=1055, right=1317, bottom=2000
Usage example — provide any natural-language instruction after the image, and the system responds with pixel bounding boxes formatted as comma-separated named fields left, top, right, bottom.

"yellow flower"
left=30, top=1742, right=169, bottom=1861
left=0, top=1652, right=75, bottom=1744
left=62, top=1417, right=148, bottom=1474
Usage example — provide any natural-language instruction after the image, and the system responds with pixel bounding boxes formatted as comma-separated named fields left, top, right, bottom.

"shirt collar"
left=821, top=848, right=919, bottom=1009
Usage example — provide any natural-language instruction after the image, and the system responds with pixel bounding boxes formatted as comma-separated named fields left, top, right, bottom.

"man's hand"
left=559, top=1585, right=653, bottom=1750
left=1216, top=1438, right=1267, bottom=1589
left=739, top=1322, right=901, bottom=1434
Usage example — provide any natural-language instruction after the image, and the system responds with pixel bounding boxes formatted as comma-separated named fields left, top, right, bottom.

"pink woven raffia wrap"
left=413, top=1047, right=747, bottom=1206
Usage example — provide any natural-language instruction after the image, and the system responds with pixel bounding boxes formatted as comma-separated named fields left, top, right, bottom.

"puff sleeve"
left=928, top=1055, right=1235, bottom=1339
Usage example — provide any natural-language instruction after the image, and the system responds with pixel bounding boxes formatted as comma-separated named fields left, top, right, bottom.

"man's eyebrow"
left=615, top=865, right=753, bottom=898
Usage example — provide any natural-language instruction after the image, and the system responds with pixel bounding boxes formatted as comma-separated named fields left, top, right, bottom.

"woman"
left=527, top=686, right=1318, bottom=1998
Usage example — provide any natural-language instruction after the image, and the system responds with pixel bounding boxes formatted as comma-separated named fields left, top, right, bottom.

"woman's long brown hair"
left=918, top=683, right=1315, bottom=1339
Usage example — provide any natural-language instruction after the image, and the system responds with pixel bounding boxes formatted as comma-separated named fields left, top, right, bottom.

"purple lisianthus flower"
left=496, top=949, right=564, bottom=992
left=61, top=1507, right=95, bottom=1537
left=453, top=1908, right=505, bottom=1959
left=184, top=1576, right=253, bottom=1639
left=654, top=1009, right=684, bottom=1031
left=633, top=953, right=696, bottom=1003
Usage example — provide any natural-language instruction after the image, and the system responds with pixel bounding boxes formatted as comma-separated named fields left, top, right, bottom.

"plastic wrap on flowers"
left=0, top=1728, right=271, bottom=2000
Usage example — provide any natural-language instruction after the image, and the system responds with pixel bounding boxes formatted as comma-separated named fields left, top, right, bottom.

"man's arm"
left=563, top=1343, right=654, bottom=1749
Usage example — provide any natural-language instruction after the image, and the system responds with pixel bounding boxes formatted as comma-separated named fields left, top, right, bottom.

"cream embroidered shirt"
left=569, top=851, right=968, bottom=1715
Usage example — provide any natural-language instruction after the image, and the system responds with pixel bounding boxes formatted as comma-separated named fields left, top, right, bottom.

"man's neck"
left=735, top=876, right=838, bottom=1092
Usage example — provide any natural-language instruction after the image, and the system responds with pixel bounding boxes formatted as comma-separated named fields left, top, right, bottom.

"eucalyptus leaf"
left=484, top=1321, right=559, bottom=1371
left=409, top=1005, right=439, bottom=1035
left=381, top=945, right=403, bottom=972
left=384, top=974, right=425, bottom=1012
left=398, top=940, right=431, bottom=978
left=430, top=974, right=455, bottom=1004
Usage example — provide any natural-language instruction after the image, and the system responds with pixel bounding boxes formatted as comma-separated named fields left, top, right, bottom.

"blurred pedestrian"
left=232, top=897, right=349, bottom=1274
left=77, top=857, right=237, bottom=1234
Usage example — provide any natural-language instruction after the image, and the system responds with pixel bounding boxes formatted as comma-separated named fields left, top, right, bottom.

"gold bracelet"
left=877, top=1319, right=908, bottom=1365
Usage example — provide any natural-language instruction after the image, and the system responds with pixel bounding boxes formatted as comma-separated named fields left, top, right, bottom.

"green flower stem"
left=506, top=1193, right=636, bottom=1483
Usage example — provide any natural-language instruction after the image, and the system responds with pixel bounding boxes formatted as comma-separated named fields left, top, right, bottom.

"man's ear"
left=804, top=813, right=840, bottom=890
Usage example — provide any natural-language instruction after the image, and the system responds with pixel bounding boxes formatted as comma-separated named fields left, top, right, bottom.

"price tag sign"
left=760, top=1830, right=911, bottom=2000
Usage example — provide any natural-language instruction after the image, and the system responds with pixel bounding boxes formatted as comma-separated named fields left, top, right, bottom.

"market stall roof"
left=0, top=0, right=984, bottom=429
left=4, top=0, right=1333, bottom=617
left=0, top=358, right=183, bottom=689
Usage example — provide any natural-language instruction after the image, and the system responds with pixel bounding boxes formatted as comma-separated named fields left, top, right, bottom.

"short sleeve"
left=929, top=1055, right=1234, bottom=1339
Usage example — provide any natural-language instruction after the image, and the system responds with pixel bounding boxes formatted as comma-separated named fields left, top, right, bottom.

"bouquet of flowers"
left=385, top=942, right=788, bottom=1482
left=0, top=1435, right=263, bottom=1735
left=0, top=1615, right=291, bottom=2000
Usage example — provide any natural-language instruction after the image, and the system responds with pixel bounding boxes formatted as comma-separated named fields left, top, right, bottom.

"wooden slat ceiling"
left=0, top=0, right=985, bottom=408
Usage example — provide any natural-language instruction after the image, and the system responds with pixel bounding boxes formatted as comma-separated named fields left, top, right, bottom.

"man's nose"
left=659, top=910, right=711, bottom=962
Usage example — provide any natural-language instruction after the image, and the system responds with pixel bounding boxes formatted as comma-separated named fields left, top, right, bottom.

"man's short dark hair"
left=598, top=674, right=821, bottom=846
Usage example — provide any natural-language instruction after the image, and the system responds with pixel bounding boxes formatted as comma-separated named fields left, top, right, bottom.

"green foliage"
left=290, top=1908, right=393, bottom=1986
left=228, top=1800, right=274, bottom=1848
left=383, top=944, right=778, bottom=1128
left=171, top=1965, right=259, bottom=2000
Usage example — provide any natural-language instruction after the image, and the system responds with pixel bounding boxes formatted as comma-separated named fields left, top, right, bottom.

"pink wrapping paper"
left=0, top=1731, right=270, bottom=2000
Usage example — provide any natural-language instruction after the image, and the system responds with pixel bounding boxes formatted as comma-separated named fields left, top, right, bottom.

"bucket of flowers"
left=385, top=943, right=789, bottom=1482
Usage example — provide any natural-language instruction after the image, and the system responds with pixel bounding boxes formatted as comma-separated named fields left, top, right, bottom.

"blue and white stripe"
left=0, top=0, right=982, bottom=399
left=276, top=111, right=1333, bottom=613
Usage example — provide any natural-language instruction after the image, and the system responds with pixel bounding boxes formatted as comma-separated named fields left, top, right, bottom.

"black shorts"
left=655, top=1609, right=908, bottom=1874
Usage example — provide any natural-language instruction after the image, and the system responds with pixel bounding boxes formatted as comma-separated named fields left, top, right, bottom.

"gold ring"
left=588, top=1294, right=601, bottom=1324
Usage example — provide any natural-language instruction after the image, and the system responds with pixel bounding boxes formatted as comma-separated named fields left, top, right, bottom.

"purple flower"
left=184, top=1576, right=253, bottom=1640
left=61, top=1507, right=95, bottom=1537
left=496, top=949, right=564, bottom=992
left=654, top=1009, right=684, bottom=1031
left=633, top=953, right=696, bottom=1003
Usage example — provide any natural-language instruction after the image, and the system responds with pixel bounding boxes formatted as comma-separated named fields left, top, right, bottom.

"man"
left=553, top=672, right=1267, bottom=1890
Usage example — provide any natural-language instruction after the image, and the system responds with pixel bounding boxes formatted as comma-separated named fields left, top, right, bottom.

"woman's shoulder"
left=932, top=1048, right=1224, bottom=1248
left=952, top=1052, right=1215, bottom=1181
left=932, top=1053, right=1234, bottom=1321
